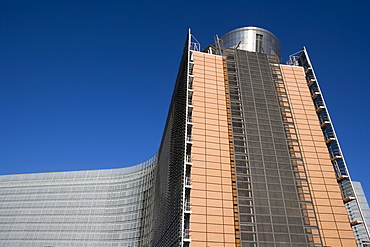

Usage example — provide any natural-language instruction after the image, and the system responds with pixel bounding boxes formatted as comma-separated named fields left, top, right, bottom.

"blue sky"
left=1, top=1, right=370, bottom=196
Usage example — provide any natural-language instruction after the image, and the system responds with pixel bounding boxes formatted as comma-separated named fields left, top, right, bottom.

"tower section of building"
left=185, top=27, right=363, bottom=246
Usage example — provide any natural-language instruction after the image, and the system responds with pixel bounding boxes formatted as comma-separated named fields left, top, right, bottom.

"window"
left=256, top=34, right=263, bottom=53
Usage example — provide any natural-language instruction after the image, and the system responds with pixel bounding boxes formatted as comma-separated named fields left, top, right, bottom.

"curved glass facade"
left=0, top=157, right=156, bottom=247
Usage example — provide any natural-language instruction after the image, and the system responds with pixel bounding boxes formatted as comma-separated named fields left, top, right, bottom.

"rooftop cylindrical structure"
left=220, top=26, right=281, bottom=59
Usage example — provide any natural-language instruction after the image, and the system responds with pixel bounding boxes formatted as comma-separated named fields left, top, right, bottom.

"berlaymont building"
left=1, top=26, right=370, bottom=247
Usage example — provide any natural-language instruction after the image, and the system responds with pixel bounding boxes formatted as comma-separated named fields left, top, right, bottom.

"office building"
left=0, top=26, right=369, bottom=247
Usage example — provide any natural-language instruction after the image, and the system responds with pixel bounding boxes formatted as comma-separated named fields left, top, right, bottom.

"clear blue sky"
left=1, top=1, right=370, bottom=196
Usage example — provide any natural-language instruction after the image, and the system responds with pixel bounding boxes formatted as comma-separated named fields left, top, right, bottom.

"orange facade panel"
left=281, top=65, right=356, bottom=247
left=189, top=51, right=236, bottom=246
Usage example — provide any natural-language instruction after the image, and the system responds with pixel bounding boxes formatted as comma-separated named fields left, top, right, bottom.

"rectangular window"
left=256, top=34, right=263, bottom=53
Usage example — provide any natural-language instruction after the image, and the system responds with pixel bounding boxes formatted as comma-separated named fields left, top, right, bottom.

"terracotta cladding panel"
left=207, top=215, right=224, bottom=224
left=208, top=191, right=223, bottom=200
left=206, top=136, right=221, bottom=143
left=223, top=207, right=234, bottom=217
left=193, top=135, right=206, bottom=143
left=341, top=238, right=358, bottom=246
left=192, top=167, right=206, bottom=176
left=192, top=148, right=206, bottom=156
left=338, top=230, right=357, bottom=238
left=204, top=96, right=218, bottom=103
left=190, top=52, right=235, bottom=244
left=332, top=206, right=349, bottom=215
left=204, top=82, right=218, bottom=90
left=207, top=176, right=222, bottom=184
left=319, top=213, right=335, bottom=222
left=192, top=188, right=206, bottom=198
left=222, top=192, right=233, bottom=201
left=335, top=214, right=350, bottom=222
left=204, top=154, right=221, bottom=163
left=306, top=164, right=322, bottom=171
left=192, top=174, right=206, bottom=183
left=309, top=177, right=327, bottom=185
left=329, top=199, right=345, bottom=206
left=324, top=235, right=347, bottom=247
left=225, top=243, right=237, bottom=247
left=336, top=222, right=352, bottom=231
left=221, top=177, right=232, bottom=185
left=192, top=197, right=206, bottom=207
left=207, top=207, right=223, bottom=217
left=224, top=233, right=237, bottom=243
left=207, top=160, right=221, bottom=169
left=207, top=183, right=222, bottom=192
left=207, top=232, right=225, bottom=243
left=204, top=125, right=219, bottom=133
left=205, top=107, right=219, bottom=114
left=191, top=231, right=207, bottom=242
left=206, top=168, right=221, bottom=177
left=281, top=65, right=355, bottom=246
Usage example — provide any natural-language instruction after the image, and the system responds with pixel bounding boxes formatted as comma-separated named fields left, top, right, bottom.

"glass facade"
left=0, top=158, right=156, bottom=246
